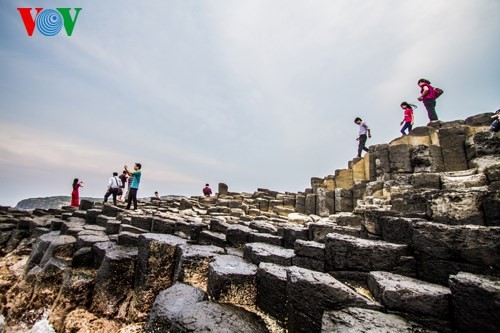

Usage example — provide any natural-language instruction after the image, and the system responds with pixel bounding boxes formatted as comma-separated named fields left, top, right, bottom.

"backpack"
left=434, top=87, right=444, bottom=98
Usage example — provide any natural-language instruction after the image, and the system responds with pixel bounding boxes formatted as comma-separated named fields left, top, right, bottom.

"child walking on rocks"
left=400, top=102, right=415, bottom=135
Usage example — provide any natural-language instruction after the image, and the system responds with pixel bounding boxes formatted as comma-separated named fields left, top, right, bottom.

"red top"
left=203, top=187, right=212, bottom=196
left=420, top=83, right=436, bottom=100
left=404, top=108, right=413, bottom=122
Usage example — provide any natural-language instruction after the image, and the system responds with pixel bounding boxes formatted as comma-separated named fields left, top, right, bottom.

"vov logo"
left=18, top=8, right=82, bottom=37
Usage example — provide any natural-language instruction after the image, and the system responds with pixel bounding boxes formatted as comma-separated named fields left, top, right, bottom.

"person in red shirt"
left=417, top=78, right=439, bottom=121
left=400, top=102, right=415, bottom=135
left=203, top=184, right=212, bottom=196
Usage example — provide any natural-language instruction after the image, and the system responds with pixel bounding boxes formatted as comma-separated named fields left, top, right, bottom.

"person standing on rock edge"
left=125, top=163, right=142, bottom=210
left=354, top=117, right=371, bottom=158
left=71, top=178, right=84, bottom=207
left=203, top=184, right=212, bottom=197
left=400, top=102, right=415, bottom=136
left=417, top=78, right=439, bottom=121
left=104, top=172, right=122, bottom=206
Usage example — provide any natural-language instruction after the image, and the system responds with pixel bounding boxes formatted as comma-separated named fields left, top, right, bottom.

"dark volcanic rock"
left=146, top=283, right=268, bottom=333
left=281, top=225, right=309, bottom=249
left=412, top=222, right=500, bottom=285
left=207, top=254, right=258, bottom=305
left=72, top=247, right=94, bottom=268
left=226, top=224, right=253, bottom=247
left=368, top=271, right=451, bottom=331
left=134, top=233, right=188, bottom=313
left=249, top=221, right=278, bottom=234
left=173, top=244, right=224, bottom=289
left=293, top=239, right=326, bottom=272
left=249, top=232, right=282, bottom=246
left=243, top=242, right=295, bottom=266
left=92, top=241, right=114, bottom=268
left=198, top=230, right=226, bottom=248
left=92, top=245, right=138, bottom=316
left=25, top=231, right=60, bottom=271
left=321, top=307, right=433, bottom=333
left=117, top=231, right=140, bottom=246
left=256, top=262, right=288, bottom=324
left=39, top=235, right=77, bottom=267
left=151, top=217, right=175, bottom=234
left=449, top=272, right=500, bottom=333
left=131, top=215, right=153, bottom=231
left=325, top=233, right=409, bottom=272
left=287, top=266, right=379, bottom=333
left=76, top=234, right=109, bottom=250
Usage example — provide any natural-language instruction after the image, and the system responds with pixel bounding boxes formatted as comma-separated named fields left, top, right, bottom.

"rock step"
left=368, top=271, right=452, bottom=332
left=147, top=283, right=268, bottom=332
left=321, top=307, right=434, bottom=333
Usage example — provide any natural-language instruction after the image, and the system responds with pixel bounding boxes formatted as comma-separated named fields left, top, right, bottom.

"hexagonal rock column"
left=368, top=271, right=451, bottom=331
left=293, top=240, right=325, bottom=272
left=321, top=307, right=429, bottom=333
left=92, top=245, right=138, bottom=316
left=207, top=255, right=258, bottom=305
left=325, top=233, right=409, bottom=272
left=133, top=234, right=187, bottom=314
left=256, top=262, right=288, bottom=324
left=39, top=234, right=78, bottom=267
left=147, top=283, right=268, bottom=333
left=173, top=244, right=225, bottom=290
left=25, top=231, right=60, bottom=272
left=243, top=242, right=295, bottom=266
left=198, top=230, right=227, bottom=248
left=449, top=272, right=500, bottom=333
left=411, top=222, right=500, bottom=285
left=281, top=225, right=308, bottom=249
left=226, top=224, right=253, bottom=247
left=286, top=266, right=379, bottom=333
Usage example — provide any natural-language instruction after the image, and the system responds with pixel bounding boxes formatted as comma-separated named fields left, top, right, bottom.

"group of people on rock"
left=70, top=163, right=215, bottom=209
left=354, top=78, right=441, bottom=158
left=354, top=78, right=499, bottom=158
left=70, top=163, right=142, bottom=210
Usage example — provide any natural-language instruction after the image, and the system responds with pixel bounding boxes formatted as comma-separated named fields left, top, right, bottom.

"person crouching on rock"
left=104, top=172, right=122, bottom=205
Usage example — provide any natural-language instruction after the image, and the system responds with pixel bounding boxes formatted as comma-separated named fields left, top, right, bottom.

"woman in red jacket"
left=417, top=78, right=439, bottom=121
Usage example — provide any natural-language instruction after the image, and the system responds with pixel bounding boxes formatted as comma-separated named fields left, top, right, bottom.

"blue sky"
left=0, top=0, right=499, bottom=206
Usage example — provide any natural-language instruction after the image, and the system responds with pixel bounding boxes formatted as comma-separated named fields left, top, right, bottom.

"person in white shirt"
left=104, top=172, right=122, bottom=205
left=354, top=117, right=371, bottom=158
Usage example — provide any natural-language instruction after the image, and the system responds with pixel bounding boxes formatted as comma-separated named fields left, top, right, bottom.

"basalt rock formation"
left=1, top=113, right=499, bottom=333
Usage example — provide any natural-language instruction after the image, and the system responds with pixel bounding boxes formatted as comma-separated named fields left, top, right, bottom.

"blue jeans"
left=401, top=122, right=412, bottom=135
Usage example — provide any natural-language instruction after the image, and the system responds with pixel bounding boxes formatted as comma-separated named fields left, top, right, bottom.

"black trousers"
left=357, top=134, right=369, bottom=157
left=423, top=98, right=438, bottom=121
left=104, top=188, right=118, bottom=205
left=127, top=188, right=138, bottom=210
